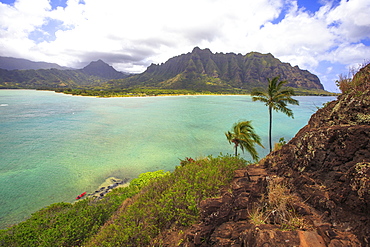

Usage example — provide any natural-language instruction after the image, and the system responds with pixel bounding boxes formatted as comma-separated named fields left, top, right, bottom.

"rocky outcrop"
left=175, top=65, right=370, bottom=246
left=262, top=65, right=370, bottom=245
left=179, top=165, right=361, bottom=246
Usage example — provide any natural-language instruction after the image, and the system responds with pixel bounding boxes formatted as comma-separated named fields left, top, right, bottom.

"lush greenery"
left=86, top=155, right=247, bottom=246
left=115, top=47, right=324, bottom=92
left=0, top=48, right=333, bottom=96
left=252, top=76, right=299, bottom=152
left=0, top=170, right=168, bottom=247
left=51, top=86, right=334, bottom=97
left=0, top=155, right=248, bottom=247
left=225, top=121, right=264, bottom=160
left=55, top=87, right=232, bottom=97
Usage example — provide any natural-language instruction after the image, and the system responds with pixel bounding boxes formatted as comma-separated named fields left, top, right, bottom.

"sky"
left=0, top=0, right=370, bottom=92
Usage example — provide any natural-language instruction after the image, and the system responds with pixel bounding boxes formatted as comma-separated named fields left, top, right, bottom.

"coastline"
left=84, top=177, right=129, bottom=200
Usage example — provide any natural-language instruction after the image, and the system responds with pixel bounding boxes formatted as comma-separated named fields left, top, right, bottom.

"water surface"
left=0, top=90, right=336, bottom=228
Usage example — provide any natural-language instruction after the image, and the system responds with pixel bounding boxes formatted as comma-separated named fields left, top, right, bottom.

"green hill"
left=0, top=48, right=330, bottom=95
left=106, top=47, right=324, bottom=93
left=0, top=60, right=130, bottom=90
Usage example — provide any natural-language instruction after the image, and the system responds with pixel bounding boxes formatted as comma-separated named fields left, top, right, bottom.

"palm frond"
left=225, top=121, right=263, bottom=161
left=251, top=76, right=300, bottom=152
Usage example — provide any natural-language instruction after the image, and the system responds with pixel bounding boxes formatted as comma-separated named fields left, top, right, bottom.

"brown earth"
left=163, top=65, right=370, bottom=246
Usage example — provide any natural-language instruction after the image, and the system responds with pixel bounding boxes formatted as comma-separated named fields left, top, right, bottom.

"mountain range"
left=0, top=56, right=70, bottom=70
left=0, top=59, right=130, bottom=89
left=0, top=48, right=326, bottom=93
left=108, top=47, right=323, bottom=92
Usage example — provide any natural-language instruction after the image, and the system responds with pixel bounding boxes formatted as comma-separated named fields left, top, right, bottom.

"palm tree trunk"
left=269, top=106, right=272, bottom=152
left=234, top=144, right=238, bottom=156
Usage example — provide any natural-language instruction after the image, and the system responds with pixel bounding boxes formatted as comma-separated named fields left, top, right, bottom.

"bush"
left=0, top=171, right=168, bottom=247
left=86, top=155, right=248, bottom=246
left=336, top=61, right=370, bottom=95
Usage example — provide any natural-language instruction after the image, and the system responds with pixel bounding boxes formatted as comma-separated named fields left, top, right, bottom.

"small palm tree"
left=225, top=121, right=264, bottom=161
left=251, top=76, right=299, bottom=152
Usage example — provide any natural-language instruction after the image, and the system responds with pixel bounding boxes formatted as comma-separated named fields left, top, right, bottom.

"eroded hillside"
left=176, top=64, right=370, bottom=246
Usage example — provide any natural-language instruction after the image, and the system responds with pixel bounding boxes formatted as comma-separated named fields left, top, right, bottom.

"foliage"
left=273, top=137, right=287, bottom=151
left=0, top=156, right=247, bottom=246
left=0, top=170, right=168, bottom=247
left=225, top=121, right=264, bottom=161
left=251, top=76, right=299, bottom=152
left=335, top=61, right=370, bottom=95
left=86, top=155, right=248, bottom=246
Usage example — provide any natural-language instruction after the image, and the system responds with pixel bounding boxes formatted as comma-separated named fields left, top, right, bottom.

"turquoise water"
left=0, top=90, right=336, bottom=228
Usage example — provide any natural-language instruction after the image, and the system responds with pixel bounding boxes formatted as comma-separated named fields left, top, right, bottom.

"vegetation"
left=0, top=155, right=248, bottom=247
left=86, top=155, right=247, bottom=246
left=273, top=137, right=287, bottom=151
left=52, top=86, right=332, bottom=97
left=248, top=178, right=310, bottom=230
left=335, top=61, right=370, bottom=95
left=55, top=87, right=229, bottom=97
left=117, top=47, right=324, bottom=92
left=0, top=48, right=331, bottom=96
left=251, top=76, right=299, bottom=152
left=0, top=170, right=168, bottom=247
left=225, top=121, right=264, bottom=161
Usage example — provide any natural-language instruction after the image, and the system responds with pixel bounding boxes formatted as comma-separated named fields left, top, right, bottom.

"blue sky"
left=0, top=0, right=369, bottom=92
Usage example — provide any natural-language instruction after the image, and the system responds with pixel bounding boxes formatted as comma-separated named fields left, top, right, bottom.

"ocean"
left=0, top=89, right=336, bottom=228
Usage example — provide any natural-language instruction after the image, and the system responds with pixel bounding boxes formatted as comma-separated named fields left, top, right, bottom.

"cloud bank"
left=0, top=0, right=369, bottom=91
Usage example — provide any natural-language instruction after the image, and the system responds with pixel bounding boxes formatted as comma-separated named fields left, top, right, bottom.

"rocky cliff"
left=110, top=47, right=324, bottom=92
left=174, top=65, right=370, bottom=246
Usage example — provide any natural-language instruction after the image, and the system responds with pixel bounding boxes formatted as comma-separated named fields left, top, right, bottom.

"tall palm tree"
left=225, top=121, right=264, bottom=161
left=251, top=76, right=299, bottom=152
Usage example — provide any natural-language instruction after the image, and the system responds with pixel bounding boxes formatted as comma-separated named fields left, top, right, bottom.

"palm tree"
left=251, top=76, right=299, bottom=152
left=225, top=121, right=264, bottom=161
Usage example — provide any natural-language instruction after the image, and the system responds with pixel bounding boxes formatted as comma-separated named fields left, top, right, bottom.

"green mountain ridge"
left=0, top=60, right=130, bottom=89
left=0, top=48, right=327, bottom=94
left=106, top=47, right=324, bottom=92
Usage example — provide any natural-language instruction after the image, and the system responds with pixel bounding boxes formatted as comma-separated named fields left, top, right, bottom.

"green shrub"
left=86, top=155, right=248, bottom=246
left=0, top=170, right=168, bottom=247
left=0, top=156, right=247, bottom=246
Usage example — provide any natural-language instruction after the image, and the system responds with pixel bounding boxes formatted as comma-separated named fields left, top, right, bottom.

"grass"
left=86, top=155, right=248, bottom=246
left=0, top=155, right=248, bottom=247
left=335, top=61, right=370, bottom=95
left=248, top=177, right=310, bottom=230
left=0, top=170, right=168, bottom=247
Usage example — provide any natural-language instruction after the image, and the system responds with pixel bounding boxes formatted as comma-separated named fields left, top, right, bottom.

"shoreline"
left=0, top=88, right=338, bottom=97
left=84, top=177, right=129, bottom=200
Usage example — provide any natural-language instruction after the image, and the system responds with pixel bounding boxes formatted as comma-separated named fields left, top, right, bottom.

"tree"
left=225, top=121, right=264, bottom=161
left=251, top=76, right=299, bottom=152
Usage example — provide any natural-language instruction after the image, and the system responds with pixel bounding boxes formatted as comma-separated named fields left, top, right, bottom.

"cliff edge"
left=177, top=65, right=369, bottom=246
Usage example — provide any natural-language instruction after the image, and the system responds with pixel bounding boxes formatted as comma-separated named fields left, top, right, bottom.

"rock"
left=298, top=230, right=326, bottom=247
left=177, top=66, right=370, bottom=247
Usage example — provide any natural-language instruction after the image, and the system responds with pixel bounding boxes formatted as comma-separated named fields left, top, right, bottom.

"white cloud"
left=0, top=0, right=369, bottom=90
left=327, top=0, right=370, bottom=42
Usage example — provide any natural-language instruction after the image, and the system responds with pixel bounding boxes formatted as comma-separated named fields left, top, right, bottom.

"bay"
left=0, top=89, right=336, bottom=228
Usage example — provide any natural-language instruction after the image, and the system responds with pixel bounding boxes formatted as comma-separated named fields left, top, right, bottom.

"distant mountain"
left=82, top=59, right=129, bottom=79
left=0, top=56, right=70, bottom=70
left=107, top=47, right=324, bottom=92
left=0, top=59, right=130, bottom=89
left=0, top=50, right=325, bottom=93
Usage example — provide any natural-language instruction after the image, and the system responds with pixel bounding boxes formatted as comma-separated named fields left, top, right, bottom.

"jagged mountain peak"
left=81, top=59, right=127, bottom=79
left=119, top=47, right=324, bottom=92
